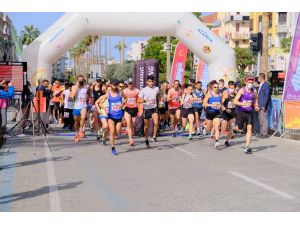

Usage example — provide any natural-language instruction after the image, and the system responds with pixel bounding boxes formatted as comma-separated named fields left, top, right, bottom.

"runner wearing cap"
left=99, top=80, right=127, bottom=155
left=203, top=80, right=222, bottom=148
left=193, top=81, right=204, bottom=135
left=123, top=78, right=140, bottom=146
left=221, top=80, right=237, bottom=147
left=138, top=75, right=160, bottom=148
left=93, top=79, right=105, bottom=141
left=167, top=80, right=182, bottom=137
left=233, top=75, right=259, bottom=154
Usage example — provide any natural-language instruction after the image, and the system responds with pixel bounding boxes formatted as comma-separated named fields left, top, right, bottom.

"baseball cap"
left=110, top=79, right=119, bottom=85
left=127, top=78, right=133, bottom=84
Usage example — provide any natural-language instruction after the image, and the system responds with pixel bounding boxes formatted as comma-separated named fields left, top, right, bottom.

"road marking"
left=43, top=136, right=62, bottom=211
left=229, top=171, right=295, bottom=200
left=172, top=145, right=197, bottom=156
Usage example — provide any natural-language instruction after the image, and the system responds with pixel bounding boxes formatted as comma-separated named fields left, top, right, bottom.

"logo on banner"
left=202, top=45, right=212, bottom=54
left=197, top=28, right=213, bottom=43
left=139, top=66, right=144, bottom=89
left=49, top=28, right=65, bottom=43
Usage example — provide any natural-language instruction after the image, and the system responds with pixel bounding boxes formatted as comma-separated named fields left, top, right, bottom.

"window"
left=237, top=12, right=240, bottom=15
left=268, top=14, right=272, bottom=28
left=250, top=18, right=253, bottom=31
left=278, top=12, right=287, bottom=24
left=235, top=41, right=240, bottom=47
left=236, top=23, right=240, bottom=32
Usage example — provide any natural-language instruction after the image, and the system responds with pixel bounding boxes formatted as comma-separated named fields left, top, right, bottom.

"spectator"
left=51, top=80, right=63, bottom=124
left=258, top=73, right=271, bottom=138
left=43, top=80, right=52, bottom=128
left=218, top=79, right=227, bottom=94
left=21, top=81, right=32, bottom=128
left=0, top=80, right=15, bottom=132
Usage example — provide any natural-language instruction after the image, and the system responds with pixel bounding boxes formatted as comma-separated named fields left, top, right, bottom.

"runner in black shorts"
left=193, top=81, right=204, bottom=135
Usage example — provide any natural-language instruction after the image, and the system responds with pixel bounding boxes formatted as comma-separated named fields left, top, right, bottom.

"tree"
left=280, top=36, right=292, bottom=53
left=234, top=47, right=256, bottom=79
left=20, top=25, right=41, bottom=46
left=261, top=12, right=271, bottom=77
left=115, top=39, right=127, bottom=63
left=103, top=62, right=134, bottom=81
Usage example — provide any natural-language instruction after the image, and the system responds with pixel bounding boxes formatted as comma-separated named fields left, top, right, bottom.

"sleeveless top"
left=108, top=92, right=124, bottom=119
left=224, top=90, right=236, bottom=109
left=93, top=86, right=103, bottom=103
left=182, top=93, right=194, bottom=109
left=99, top=99, right=109, bottom=117
left=63, top=89, right=75, bottom=109
left=237, top=87, right=254, bottom=112
left=192, top=89, right=204, bottom=108
left=74, top=86, right=88, bottom=110
left=207, top=91, right=221, bottom=113
left=168, top=88, right=181, bottom=109
left=124, top=88, right=139, bottom=108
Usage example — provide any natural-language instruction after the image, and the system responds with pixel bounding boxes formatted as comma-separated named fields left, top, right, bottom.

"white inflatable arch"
left=22, top=12, right=236, bottom=84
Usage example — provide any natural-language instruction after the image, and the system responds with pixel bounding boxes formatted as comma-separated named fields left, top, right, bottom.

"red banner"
left=196, top=59, right=205, bottom=82
left=169, top=42, right=188, bottom=84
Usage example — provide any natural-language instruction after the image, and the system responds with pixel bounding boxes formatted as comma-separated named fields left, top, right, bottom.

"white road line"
left=229, top=171, right=295, bottom=200
left=172, top=146, right=197, bottom=156
left=43, top=136, right=62, bottom=211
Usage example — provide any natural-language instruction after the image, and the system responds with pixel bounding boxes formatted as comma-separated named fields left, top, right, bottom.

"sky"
left=5, top=12, right=212, bottom=62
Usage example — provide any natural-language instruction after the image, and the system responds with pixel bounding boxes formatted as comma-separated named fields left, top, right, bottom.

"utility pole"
left=166, top=36, right=171, bottom=81
left=257, top=17, right=262, bottom=77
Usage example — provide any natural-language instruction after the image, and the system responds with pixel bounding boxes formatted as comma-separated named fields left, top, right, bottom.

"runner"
left=70, top=75, right=91, bottom=143
left=180, top=84, right=197, bottom=140
left=158, top=82, right=169, bottom=130
left=51, top=80, right=64, bottom=124
left=233, top=75, right=259, bottom=154
left=62, top=82, right=75, bottom=131
left=123, top=78, right=139, bottom=146
left=92, top=79, right=105, bottom=140
left=203, top=80, right=222, bottom=148
left=193, top=81, right=204, bottom=135
left=167, top=80, right=182, bottom=137
left=138, top=75, right=160, bottom=148
left=221, top=80, right=236, bottom=147
left=95, top=85, right=110, bottom=146
left=99, top=80, right=127, bottom=155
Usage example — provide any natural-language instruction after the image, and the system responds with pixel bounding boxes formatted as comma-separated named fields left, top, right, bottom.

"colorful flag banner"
left=169, top=42, right=188, bottom=84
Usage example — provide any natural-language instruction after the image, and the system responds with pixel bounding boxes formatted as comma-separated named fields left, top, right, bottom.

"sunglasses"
left=119, top=85, right=124, bottom=88
left=213, top=86, right=219, bottom=89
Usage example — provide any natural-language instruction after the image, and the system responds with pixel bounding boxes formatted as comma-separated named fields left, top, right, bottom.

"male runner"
left=193, top=81, right=204, bottom=135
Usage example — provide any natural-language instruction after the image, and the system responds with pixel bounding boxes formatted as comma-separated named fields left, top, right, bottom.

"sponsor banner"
left=134, top=60, right=159, bottom=89
left=283, top=14, right=300, bottom=101
left=169, top=42, right=188, bottom=84
left=284, top=101, right=300, bottom=129
left=268, top=98, right=282, bottom=131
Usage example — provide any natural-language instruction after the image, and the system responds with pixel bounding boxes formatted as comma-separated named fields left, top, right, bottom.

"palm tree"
left=20, top=25, right=41, bottom=46
left=261, top=12, right=271, bottom=78
left=115, top=37, right=127, bottom=64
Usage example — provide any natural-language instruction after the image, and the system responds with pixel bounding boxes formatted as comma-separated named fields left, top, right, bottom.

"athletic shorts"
left=158, top=107, right=167, bottom=114
left=236, top=110, right=253, bottom=130
left=124, top=107, right=138, bottom=117
left=181, top=108, right=194, bottom=118
left=222, top=109, right=236, bottom=121
left=169, top=107, right=180, bottom=116
left=193, top=107, right=203, bottom=115
left=108, top=117, right=123, bottom=124
left=73, top=108, right=86, bottom=117
left=53, top=102, right=60, bottom=109
left=143, top=108, right=158, bottom=120
left=99, top=115, right=108, bottom=120
left=206, top=110, right=221, bottom=121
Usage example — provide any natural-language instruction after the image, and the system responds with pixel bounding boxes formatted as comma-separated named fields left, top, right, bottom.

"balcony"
left=224, top=15, right=250, bottom=23
left=276, top=23, right=288, bottom=33
left=225, top=32, right=250, bottom=41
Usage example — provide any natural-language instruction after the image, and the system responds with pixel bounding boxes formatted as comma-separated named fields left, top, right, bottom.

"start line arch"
left=22, top=12, right=236, bottom=84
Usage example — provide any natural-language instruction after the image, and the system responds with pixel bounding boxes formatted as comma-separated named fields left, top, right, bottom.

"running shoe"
left=74, top=135, right=79, bottom=143
left=145, top=139, right=150, bottom=149
left=197, top=128, right=201, bottom=135
left=172, top=132, right=176, bottom=137
left=188, top=135, right=193, bottom=140
left=129, top=140, right=135, bottom=146
left=202, top=128, right=207, bottom=136
left=244, top=146, right=253, bottom=154
left=152, top=136, right=158, bottom=143
left=112, top=147, right=118, bottom=155
left=101, top=139, right=107, bottom=146
left=79, top=131, right=85, bottom=139
left=214, top=141, right=220, bottom=148
left=225, top=141, right=230, bottom=147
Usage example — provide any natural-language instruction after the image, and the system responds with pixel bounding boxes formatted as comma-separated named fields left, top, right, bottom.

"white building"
left=127, top=39, right=148, bottom=61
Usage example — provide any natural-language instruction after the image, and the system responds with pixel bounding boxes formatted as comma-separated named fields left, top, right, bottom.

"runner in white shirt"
left=138, top=75, right=160, bottom=148
left=62, top=83, right=75, bottom=131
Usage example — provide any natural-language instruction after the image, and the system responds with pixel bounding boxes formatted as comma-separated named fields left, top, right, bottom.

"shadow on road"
left=254, top=145, right=278, bottom=152
left=0, top=156, right=72, bottom=170
left=0, top=181, right=83, bottom=205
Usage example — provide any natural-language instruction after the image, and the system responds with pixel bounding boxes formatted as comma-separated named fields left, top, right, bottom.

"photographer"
left=0, top=80, right=15, bottom=132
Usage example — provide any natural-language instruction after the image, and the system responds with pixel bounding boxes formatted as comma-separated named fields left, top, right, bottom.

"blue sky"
left=5, top=12, right=212, bottom=61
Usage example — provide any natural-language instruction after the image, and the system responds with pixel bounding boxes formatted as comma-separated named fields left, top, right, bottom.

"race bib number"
left=197, top=98, right=202, bottom=103
left=212, top=102, right=220, bottom=109
left=127, top=98, right=136, bottom=105
left=64, top=112, right=69, bottom=118
left=242, top=100, right=252, bottom=108
left=172, top=97, right=180, bottom=103
left=79, top=97, right=86, bottom=104
left=145, top=98, right=156, bottom=108
left=111, top=102, right=122, bottom=111
left=227, top=101, right=235, bottom=109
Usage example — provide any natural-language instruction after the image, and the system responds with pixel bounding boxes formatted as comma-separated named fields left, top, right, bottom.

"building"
left=0, top=12, right=19, bottom=62
left=52, top=55, right=68, bottom=81
left=250, top=12, right=298, bottom=93
left=127, top=39, right=148, bottom=61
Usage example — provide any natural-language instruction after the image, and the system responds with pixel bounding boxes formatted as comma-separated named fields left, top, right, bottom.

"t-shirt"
left=51, top=85, right=63, bottom=103
left=139, top=86, right=159, bottom=110
left=182, top=94, right=194, bottom=109
left=0, top=98, right=8, bottom=109
left=168, top=88, right=181, bottom=109
left=124, top=88, right=140, bottom=108
left=63, top=89, right=74, bottom=109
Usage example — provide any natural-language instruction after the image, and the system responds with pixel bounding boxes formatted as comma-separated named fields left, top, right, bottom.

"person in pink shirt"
left=123, top=78, right=140, bottom=146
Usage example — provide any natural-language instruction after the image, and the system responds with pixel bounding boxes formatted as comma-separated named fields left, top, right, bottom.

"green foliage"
left=20, top=25, right=41, bottom=45
left=104, top=62, right=134, bottom=81
left=234, top=47, right=256, bottom=79
left=280, top=36, right=292, bottom=53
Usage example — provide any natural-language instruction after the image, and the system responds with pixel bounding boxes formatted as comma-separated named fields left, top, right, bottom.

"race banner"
left=195, top=59, right=205, bottom=82
left=195, top=59, right=209, bottom=89
left=283, top=13, right=300, bottom=101
left=284, top=101, right=300, bottom=129
left=268, top=98, right=282, bottom=131
left=169, top=42, right=188, bottom=84
left=134, top=59, right=159, bottom=89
